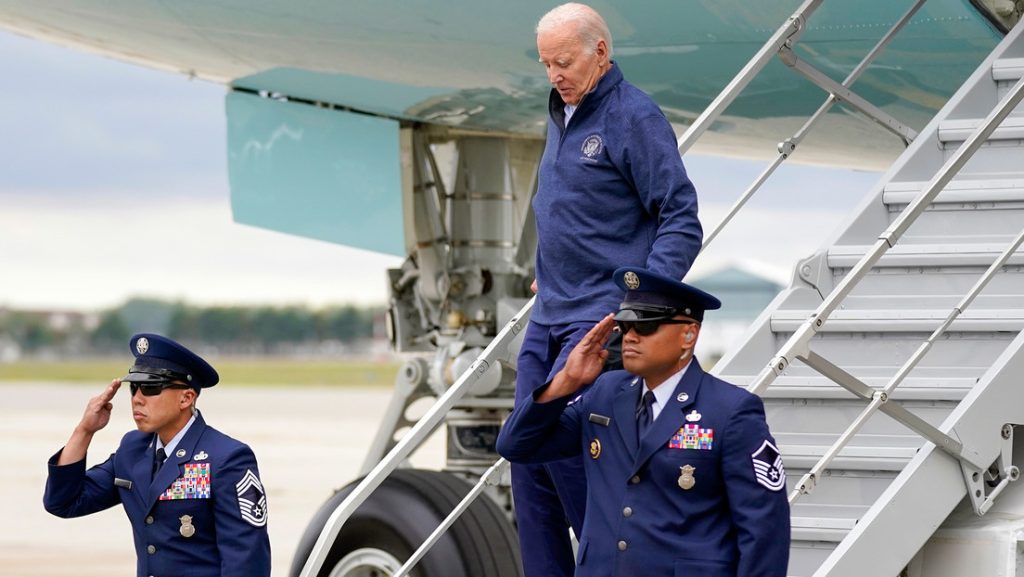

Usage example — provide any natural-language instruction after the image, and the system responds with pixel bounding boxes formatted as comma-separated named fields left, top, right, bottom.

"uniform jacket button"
left=147, top=545, right=156, bottom=555
left=617, top=540, right=628, bottom=551
left=622, top=507, right=632, bottom=517
left=630, top=475, right=640, bottom=484
left=145, top=516, right=154, bottom=525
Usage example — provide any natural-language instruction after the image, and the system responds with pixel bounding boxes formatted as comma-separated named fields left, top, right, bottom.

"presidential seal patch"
left=751, top=440, right=786, bottom=491
left=581, top=134, right=603, bottom=158
left=236, top=469, right=268, bottom=527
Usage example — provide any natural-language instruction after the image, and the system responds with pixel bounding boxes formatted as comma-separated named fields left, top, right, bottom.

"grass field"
left=0, top=358, right=402, bottom=387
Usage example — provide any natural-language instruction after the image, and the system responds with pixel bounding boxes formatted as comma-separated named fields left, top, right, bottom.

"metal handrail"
left=393, top=458, right=510, bottom=577
left=788, top=224, right=1024, bottom=503
left=755, top=73, right=1024, bottom=507
left=677, top=0, right=824, bottom=154
left=700, top=0, right=927, bottom=253
left=298, top=299, right=533, bottom=577
left=749, top=72, right=1024, bottom=398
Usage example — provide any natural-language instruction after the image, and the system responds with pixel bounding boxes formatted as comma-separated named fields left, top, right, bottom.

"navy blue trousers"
left=512, top=320, right=620, bottom=577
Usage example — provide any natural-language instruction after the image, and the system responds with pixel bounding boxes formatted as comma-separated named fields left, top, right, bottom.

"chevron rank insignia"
left=751, top=440, right=786, bottom=491
left=235, top=469, right=268, bottom=527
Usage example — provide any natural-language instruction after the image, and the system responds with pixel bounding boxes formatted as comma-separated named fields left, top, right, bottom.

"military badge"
left=159, top=463, right=211, bottom=500
left=751, top=440, right=786, bottom=492
left=669, top=424, right=714, bottom=450
left=623, top=271, right=640, bottom=290
left=678, top=465, right=695, bottom=490
left=175, top=449, right=187, bottom=458
left=179, top=515, right=195, bottom=538
left=135, top=337, right=149, bottom=355
left=676, top=392, right=688, bottom=402
left=236, top=469, right=268, bottom=527
left=590, top=438, right=602, bottom=459
left=193, top=451, right=209, bottom=461
left=685, top=410, right=702, bottom=422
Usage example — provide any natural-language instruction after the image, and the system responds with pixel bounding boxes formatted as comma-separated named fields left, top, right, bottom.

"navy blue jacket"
left=532, top=63, right=702, bottom=325
left=497, top=360, right=790, bottom=577
left=44, top=412, right=271, bottom=577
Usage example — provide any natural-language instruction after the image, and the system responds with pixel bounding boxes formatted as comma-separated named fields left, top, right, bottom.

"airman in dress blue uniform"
left=497, top=268, right=790, bottom=577
left=44, top=334, right=271, bottom=577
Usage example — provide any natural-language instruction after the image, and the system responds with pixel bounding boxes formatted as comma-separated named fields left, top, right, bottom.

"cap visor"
left=120, top=372, right=174, bottom=384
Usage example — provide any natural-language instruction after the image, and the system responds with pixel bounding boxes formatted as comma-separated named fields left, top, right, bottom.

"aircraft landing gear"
left=290, top=469, right=522, bottom=577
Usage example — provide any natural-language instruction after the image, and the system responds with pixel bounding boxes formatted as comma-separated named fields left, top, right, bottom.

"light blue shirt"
left=156, top=412, right=197, bottom=458
left=642, top=360, right=692, bottom=421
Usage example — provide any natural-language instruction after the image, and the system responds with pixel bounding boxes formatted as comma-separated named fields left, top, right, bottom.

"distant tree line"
left=0, top=298, right=383, bottom=357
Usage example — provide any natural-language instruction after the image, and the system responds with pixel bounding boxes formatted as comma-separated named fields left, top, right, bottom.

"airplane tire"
left=290, top=468, right=523, bottom=577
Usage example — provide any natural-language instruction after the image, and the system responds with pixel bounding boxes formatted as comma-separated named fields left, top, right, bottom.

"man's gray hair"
left=536, top=3, right=613, bottom=57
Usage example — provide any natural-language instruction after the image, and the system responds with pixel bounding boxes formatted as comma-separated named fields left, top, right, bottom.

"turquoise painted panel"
left=226, top=91, right=404, bottom=256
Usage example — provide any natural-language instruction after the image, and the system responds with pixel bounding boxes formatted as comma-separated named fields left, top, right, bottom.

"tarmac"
left=1, top=381, right=445, bottom=577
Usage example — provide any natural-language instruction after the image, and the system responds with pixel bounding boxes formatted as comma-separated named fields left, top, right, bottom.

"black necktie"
left=153, top=447, right=167, bottom=477
left=636, top=390, right=656, bottom=442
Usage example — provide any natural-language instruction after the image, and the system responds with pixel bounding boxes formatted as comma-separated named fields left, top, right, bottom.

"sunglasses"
left=128, top=382, right=191, bottom=397
left=615, top=318, right=695, bottom=337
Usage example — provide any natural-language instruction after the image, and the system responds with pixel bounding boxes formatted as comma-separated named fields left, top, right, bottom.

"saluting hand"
left=58, top=379, right=121, bottom=466
left=541, top=314, right=615, bottom=401
left=79, top=379, right=121, bottom=434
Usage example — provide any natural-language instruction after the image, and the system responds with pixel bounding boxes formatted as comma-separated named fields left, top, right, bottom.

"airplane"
left=2, top=1, right=1023, bottom=576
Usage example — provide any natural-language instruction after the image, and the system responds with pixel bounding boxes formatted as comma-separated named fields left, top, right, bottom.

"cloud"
left=0, top=191, right=403, bottom=310
left=0, top=31, right=226, bottom=194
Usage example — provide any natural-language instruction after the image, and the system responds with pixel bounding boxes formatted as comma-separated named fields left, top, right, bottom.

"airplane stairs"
left=711, top=21, right=1024, bottom=577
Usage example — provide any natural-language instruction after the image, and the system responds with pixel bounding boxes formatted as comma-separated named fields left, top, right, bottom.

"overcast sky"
left=0, top=30, right=881, bottom=312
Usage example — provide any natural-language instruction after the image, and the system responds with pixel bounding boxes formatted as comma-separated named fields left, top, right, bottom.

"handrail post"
left=392, top=458, right=510, bottom=577
left=748, top=73, right=1024, bottom=397
left=298, top=299, right=533, bottom=577
left=677, top=0, right=825, bottom=154
left=698, top=0, right=926, bottom=255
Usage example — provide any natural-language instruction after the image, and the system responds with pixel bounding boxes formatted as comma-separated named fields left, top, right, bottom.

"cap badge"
left=686, top=410, right=702, bottom=422
left=175, top=449, right=187, bottom=458
left=678, top=465, right=696, bottom=490
left=590, top=438, right=602, bottom=459
left=136, top=337, right=149, bottom=355
left=677, top=392, right=689, bottom=402
left=624, top=271, right=640, bottom=290
left=179, top=515, right=196, bottom=538
left=193, top=451, right=209, bottom=461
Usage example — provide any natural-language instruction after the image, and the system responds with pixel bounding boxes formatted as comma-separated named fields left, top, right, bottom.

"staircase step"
left=882, top=178, right=1024, bottom=205
left=827, top=243, right=1024, bottom=268
left=992, top=58, right=1024, bottom=81
left=938, top=116, right=1024, bottom=143
left=780, top=444, right=916, bottom=471
left=791, top=516, right=856, bottom=542
left=770, top=308, right=1024, bottom=332
left=718, top=375, right=976, bottom=401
